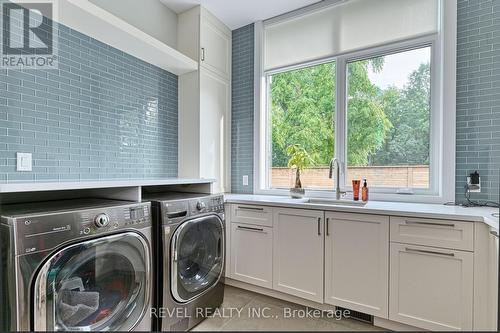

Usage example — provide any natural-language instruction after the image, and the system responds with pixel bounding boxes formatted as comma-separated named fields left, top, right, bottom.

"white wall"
left=89, top=0, right=178, bottom=48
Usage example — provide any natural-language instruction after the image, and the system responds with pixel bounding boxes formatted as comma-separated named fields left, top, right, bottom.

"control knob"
left=196, top=201, right=206, bottom=211
left=94, top=213, right=110, bottom=228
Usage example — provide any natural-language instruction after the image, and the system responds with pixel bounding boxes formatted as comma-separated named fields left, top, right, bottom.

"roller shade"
left=264, top=0, right=440, bottom=71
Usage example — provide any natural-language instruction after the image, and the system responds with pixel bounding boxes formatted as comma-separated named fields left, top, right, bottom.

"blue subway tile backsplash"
left=231, top=24, right=254, bottom=194
left=0, top=16, right=178, bottom=181
left=456, top=0, right=500, bottom=203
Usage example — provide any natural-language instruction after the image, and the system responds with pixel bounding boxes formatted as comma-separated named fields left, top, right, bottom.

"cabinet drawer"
left=231, top=204, right=273, bottom=227
left=390, top=217, right=474, bottom=251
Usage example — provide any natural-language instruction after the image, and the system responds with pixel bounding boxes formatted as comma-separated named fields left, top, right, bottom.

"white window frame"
left=254, top=0, right=456, bottom=204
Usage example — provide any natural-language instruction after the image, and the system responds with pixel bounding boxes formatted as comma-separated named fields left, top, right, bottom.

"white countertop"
left=0, top=178, right=215, bottom=193
left=225, top=194, right=499, bottom=231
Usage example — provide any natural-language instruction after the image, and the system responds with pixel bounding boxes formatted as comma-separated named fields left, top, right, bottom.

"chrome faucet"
left=329, top=158, right=345, bottom=200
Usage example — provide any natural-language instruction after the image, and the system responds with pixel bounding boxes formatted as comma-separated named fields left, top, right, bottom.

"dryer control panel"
left=161, top=194, right=225, bottom=225
left=11, top=203, right=151, bottom=255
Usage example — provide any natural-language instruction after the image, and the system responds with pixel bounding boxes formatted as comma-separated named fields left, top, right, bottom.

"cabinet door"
left=324, top=212, right=389, bottom=318
left=200, top=12, right=231, bottom=78
left=488, top=230, right=499, bottom=329
left=199, top=69, right=230, bottom=193
left=273, top=208, right=324, bottom=302
left=230, top=224, right=273, bottom=288
left=389, top=243, right=473, bottom=331
left=224, top=204, right=231, bottom=276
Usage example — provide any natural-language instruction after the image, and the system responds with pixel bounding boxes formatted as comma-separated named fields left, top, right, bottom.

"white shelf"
left=0, top=178, right=214, bottom=193
left=59, top=0, right=198, bottom=75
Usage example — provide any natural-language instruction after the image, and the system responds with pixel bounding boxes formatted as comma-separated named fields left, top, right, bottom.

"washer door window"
left=33, top=232, right=150, bottom=331
left=171, top=214, right=224, bottom=303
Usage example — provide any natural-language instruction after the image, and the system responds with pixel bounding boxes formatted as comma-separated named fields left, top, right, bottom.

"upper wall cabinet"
left=200, top=11, right=231, bottom=79
left=177, top=6, right=232, bottom=193
left=178, top=6, right=231, bottom=80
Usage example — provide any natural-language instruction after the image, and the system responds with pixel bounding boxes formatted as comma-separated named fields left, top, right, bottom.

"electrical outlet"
left=242, top=175, right=249, bottom=186
left=16, top=152, right=32, bottom=172
left=466, top=171, right=481, bottom=193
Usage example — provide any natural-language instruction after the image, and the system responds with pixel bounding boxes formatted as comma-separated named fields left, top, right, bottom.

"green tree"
left=270, top=58, right=430, bottom=170
left=271, top=59, right=390, bottom=168
left=370, top=63, right=431, bottom=166
left=271, top=62, right=336, bottom=167
left=346, top=59, right=392, bottom=166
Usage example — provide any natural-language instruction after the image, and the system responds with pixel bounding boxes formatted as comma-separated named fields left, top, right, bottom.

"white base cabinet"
left=389, top=243, right=473, bottom=331
left=229, top=223, right=273, bottom=288
left=324, top=212, right=389, bottom=318
left=487, top=230, right=498, bottom=329
left=225, top=203, right=492, bottom=331
left=273, top=208, right=324, bottom=303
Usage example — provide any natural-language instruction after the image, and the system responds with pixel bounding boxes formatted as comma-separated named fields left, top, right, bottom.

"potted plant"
left=286, top=144, right=313, bottom=198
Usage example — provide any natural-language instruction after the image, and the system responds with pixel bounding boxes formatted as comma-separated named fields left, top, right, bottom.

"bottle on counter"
left=352, top=180, right=361, bottom=201
left=362, top=178, right=369, bottom=202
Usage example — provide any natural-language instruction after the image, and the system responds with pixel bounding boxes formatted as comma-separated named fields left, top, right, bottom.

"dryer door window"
left=171, top=214, right=224, bottom=303
left=33, top=232, right=150, bottom=331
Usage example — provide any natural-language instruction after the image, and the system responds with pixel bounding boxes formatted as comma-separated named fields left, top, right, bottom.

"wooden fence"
left=271, top=166, right=429, bottom=189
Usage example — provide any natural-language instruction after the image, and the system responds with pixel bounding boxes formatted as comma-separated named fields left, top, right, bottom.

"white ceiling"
left=159, top=0, right=323, bottom=30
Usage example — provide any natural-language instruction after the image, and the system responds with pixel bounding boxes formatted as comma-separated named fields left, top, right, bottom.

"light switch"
left=242, top=175, right=249, bottom=186
left=17, top=152, right=32, bottom=172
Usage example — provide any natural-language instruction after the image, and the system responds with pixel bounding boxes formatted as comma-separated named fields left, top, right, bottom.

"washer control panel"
left=13, top=203, right=151, bottom=255
left=190, top=195, right=224, bottom=215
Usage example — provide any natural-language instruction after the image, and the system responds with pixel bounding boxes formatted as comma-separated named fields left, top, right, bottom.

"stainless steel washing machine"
left=0, top=199, right=153, bottom=331
left=145, top=192, right=225, bottom=331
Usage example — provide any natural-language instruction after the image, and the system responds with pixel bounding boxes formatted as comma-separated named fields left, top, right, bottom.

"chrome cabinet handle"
left=201, top=47, right=205, bottom=61
left=405, top=247, right=455, bottom=257
left=405, top=220, right=455, bottom=228
left=317, top=218, right=321, bottom=236
left=237, top=206, right=264, bottom=211
left=237, top=225, right=264, bottom=232
left=326, top=218, right=330, bottom=236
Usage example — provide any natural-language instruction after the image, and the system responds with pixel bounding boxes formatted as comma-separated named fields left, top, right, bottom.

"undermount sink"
left=306, top=198, right=367, bottom=207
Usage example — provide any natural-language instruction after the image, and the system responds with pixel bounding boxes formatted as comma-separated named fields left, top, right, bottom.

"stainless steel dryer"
left=0, top=199, right=153, bottom=331
left=145, top=192, right=225, bottom=331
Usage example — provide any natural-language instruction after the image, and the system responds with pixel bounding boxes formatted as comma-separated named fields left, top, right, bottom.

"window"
left=346, top=47, right=432, bottom=190
left=264, top=46, right=433, bottom=193
left=268, top=62, right=336, bottom=190
left=257, top=0, right=456, bottom=203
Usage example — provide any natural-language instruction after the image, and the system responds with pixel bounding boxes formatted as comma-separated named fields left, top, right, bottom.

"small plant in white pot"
left=286, top=144, right=313, bottom=198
